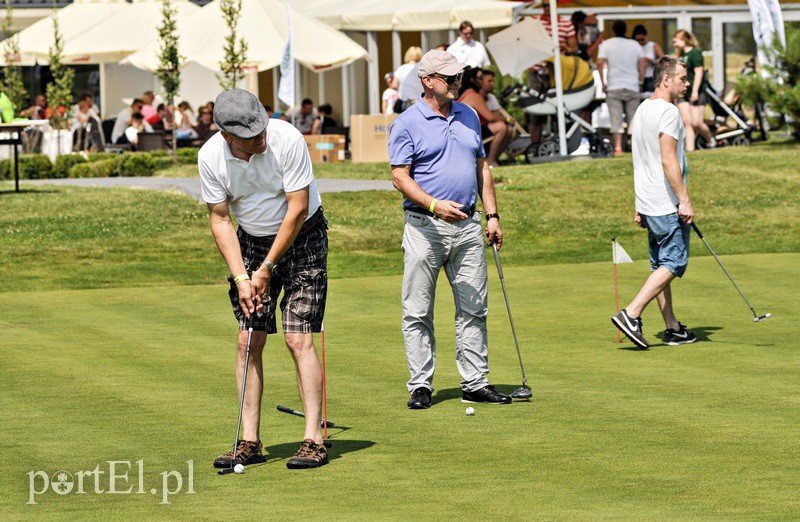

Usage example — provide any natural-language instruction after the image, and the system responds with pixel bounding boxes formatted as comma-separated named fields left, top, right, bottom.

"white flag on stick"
left=277, top=3, right=294, bottom=109
left=612, top=238, right=633, bottom=265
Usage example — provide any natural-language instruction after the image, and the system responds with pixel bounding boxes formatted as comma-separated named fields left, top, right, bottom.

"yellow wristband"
left=429, top=198, right=438, bottom=213
left=233, top=273, right=250, bottom=284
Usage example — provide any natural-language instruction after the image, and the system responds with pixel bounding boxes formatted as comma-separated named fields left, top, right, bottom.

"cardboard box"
left=304, top=134, right=346, bottom=163
left=350, top=114, right=397, bottom=163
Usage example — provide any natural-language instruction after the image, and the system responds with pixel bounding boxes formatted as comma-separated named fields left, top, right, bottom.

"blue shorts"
left=642, top=212, right=691, bottom=278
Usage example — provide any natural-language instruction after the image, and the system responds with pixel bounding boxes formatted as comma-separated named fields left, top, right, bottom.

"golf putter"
left=277, top=405, right=335, bottom=428
left=490, top=242, right=532, bottom=399
left=690, top=221, right=771, bottom=323
left=219, top=308, right=257, bottom=476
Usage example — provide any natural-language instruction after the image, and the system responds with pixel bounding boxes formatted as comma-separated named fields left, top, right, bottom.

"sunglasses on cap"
left=429, top=72, right=463, bottom=85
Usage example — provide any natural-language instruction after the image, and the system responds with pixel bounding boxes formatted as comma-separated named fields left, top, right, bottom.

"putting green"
left=1, top=253, right=798, bottom=518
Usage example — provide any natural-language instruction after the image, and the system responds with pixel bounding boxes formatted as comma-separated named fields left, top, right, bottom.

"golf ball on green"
left=465, top=407, right=475, bottom=416
left=234, top=464, right=245, bottom=474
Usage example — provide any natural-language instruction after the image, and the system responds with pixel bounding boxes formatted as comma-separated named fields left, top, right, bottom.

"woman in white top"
left=632, top=25, right=664, bottom=98
left=393, top=46, right=423, bottom=113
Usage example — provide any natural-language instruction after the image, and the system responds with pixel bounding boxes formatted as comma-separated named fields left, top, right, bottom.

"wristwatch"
left=262, top=259, right=276, bottom=273
left=485, top=213, right=500, bottom=221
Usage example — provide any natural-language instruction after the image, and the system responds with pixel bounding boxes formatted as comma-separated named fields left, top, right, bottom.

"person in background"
left=263, top=105, right=274, bottom=118
left=193, top=107, right=219, bottom=145
left=311, top=104, right=338, bottom=135
left=71, top=99, right=94, bottom=150
left=446, top=20, right=491, bottom=68
left=596, top=20, right=646, bottom=154
left=141, top=90, right=159, bottom=125
left=177, top=101, right=197, bottom=129
left=673, top=29, right=714, bottom=151
left=394, top=46, right=423, bottom=113
left=435, top=43, right=448, bottom=51
left=583, top=11, right=603, bottom=60
left=382, top=72, right=399, bottom=115
left=528, top=2, right=578, bottom=147
left=457, top=68, right=512, bottom=168
left=22, top=94, right=54, bottom=120
left=117, top=113, right=150, bottom=148
left=633, top=25, right=664, bottom=98
left=111, top=98, right=145, bottom=144
left=151, top=104, right=175, bottom=132
left=283, top=98, right=318, bottom=135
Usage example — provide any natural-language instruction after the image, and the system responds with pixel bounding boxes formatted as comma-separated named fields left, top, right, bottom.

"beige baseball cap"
left=417, top=50, right=469, bottom=78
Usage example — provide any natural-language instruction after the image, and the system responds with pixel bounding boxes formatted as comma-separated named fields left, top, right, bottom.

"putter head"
left=511, top=386, right=532, bottom=400
left=754, top=313, right=772, bottom=323
left=217, top=467, right=235, bottom=475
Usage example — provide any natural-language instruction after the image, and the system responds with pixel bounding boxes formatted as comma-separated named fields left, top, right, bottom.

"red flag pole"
left=321, top=324, right=328, bottom=439
left=612, top=238, right=621, bottom=343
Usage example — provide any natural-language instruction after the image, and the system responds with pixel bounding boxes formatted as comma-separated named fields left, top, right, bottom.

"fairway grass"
left=2, top=254, right=798, bottom=518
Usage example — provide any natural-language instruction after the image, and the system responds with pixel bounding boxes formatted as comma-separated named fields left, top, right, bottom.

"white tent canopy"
left=124, top=0, right=368, bottom=73
left=288, top=0, right=522, bottom=31
left=14, top=0, right=127, bottom=65
left=62, top=0, right=200, bottom=64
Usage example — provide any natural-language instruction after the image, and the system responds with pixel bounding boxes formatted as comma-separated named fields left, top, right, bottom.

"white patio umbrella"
left=14, top=0, right=127, bottom=65
left=123, top=0, right=368, bottom=73
left=61, top=0, right=200, bottom=64
left=485, top=17, right=553, bottom=78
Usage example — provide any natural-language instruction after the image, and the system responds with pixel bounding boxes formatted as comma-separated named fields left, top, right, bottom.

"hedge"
left=69, top=158, right=117, bottom=178
left=53, top=154, right=87, bottom=179
left=0, top=154, right=53, bottom=180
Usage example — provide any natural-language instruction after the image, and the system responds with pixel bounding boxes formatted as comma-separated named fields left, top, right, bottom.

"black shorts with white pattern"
left=228, top=207, right=328, bottom=334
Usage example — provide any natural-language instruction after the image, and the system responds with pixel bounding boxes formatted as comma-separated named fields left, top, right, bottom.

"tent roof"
left=14, top=0, right=127, bottom=65
left=124, top=0, right=368, bottom=73
left=288, top=0, right=523, bottom=31
left=61, top=0, right=200, bottom=64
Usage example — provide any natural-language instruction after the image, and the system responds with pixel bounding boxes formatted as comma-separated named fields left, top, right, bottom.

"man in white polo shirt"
left=446, top=21, right=491, bottom=68
left=199, top=89, right=329, bottom=470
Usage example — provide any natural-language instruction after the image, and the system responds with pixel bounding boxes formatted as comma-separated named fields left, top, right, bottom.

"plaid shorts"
left=228, top=208, right=328, bottom=333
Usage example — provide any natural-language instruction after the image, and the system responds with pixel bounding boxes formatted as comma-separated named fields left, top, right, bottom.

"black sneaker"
left=664, top=323, right=697, bottom=345
left=612, top=309, right=649, bottom=349
left=286, top=439, right=329, bottom=469
left=407, top=388, right=432, bottom=409
left=462, top=385, right=512, bottom=404
left=213, top=439, right=267, bottom=468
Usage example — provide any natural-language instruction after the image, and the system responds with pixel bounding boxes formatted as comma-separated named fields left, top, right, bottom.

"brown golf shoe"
left=286, top=439, right=329, bottom=469
left=213, top=439, right=267, bottom=468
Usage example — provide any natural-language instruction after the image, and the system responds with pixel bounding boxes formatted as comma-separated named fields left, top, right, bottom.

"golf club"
left=277, top=405, right=335, bottom=428
left=321, top=322, right=328, bottom=439
left=690, top=221, right=771, bottom=323
left=218, top=309, right=256, bottom=476
left=490, top=242, right=532, bottom=400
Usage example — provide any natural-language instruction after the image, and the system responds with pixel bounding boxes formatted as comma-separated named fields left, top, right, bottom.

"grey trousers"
left=401, top=210, right=490, bottom=393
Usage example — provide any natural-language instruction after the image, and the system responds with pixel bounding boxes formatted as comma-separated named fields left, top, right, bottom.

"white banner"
left=612, top=239, right=633, bottom=265
left=277, top=3, right=294, bottom=108
left=748, top=0, right=785, bottom=68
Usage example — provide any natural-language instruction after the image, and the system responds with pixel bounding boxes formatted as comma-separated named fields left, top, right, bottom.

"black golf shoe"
left=664, top=323, right=697, bottom=345
left=286, top=439, right=329, bottom=469
left=213, top=439, right=267, bottom=468
left=612, top=309, right=649, bottom=349
left=407, top=388, right=432, bottom=409
left=462, top=385, right=512, bottom=404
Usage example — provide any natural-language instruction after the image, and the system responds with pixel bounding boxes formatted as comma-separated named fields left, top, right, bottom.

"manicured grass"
left=2, top=141, right=799, bottom=292
left=158, top=160, right=394, bottom=180
left=1, top=254, right=797, bottom=518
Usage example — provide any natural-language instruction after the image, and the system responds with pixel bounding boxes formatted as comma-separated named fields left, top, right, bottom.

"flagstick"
left=612, top=238, right=621, bottom=343
left=321, top=323, right=328, bottom=439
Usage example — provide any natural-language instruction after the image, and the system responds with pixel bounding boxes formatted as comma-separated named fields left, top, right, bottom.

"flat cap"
left=417, top=50, right=469, bottom=78
left=213, top=89, right=268, bottom=139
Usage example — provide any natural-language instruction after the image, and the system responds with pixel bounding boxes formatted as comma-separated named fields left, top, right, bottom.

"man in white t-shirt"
left=199, top=89, right=330, bottom=470
left=283, top=98, right=318, bottom=135
left=446, top=21, right=491, bottom=68
left=382, top=72, right=399, bottom=114
left=612, top=57, right=698, bottom=350
left=596, top=20, right=647, bottom=153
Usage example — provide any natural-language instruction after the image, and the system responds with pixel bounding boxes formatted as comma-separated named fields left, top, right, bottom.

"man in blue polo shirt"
left=389, top=49, right=511, bottom=410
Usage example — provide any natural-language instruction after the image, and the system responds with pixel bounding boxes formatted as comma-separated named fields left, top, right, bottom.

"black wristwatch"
left=485, top=213, right=500, bottom=221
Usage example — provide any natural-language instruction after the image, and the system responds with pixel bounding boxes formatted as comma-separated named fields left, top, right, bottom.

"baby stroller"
left=697, top=56, right=767, bottom=149
left=500, top=55, right=613, bottom=161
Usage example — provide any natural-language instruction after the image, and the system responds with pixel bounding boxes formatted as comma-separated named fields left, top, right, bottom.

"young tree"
left=1, top=0, right=29, bottom=116
left=737, top=26, right=800, bottom=138
left=45, top=5, right=74, bottom=146
left=156, top=0, right=184, bottom=161
left=217, top=0, right=247, bottom=90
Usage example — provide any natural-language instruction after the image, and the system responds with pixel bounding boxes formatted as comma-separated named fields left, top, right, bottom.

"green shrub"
left=87, top=152, right=119, bottom=162
left=0, top=154, right=54, bottom=180
left=69, top=158, right=116, bottom=178
left=148, top=150, right=171, bottom=158
left=177, top=147, right=199, bottom=165
left=53, top=154, right=88, bottom=179
left=119, top=153, right=156, bottom=177
left=153, top=156, right=174, bottom=171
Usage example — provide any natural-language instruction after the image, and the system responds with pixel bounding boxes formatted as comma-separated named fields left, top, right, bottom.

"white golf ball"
left=465, top=407, right=475, bottom=416
left=234, top=464, right=245, bottom=474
